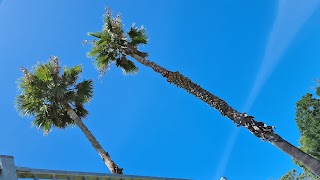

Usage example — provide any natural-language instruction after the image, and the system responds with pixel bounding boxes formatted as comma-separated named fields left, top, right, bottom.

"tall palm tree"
left=87, top=9, right=320, bottom=176
left=16, top=57, right=123, bottom=174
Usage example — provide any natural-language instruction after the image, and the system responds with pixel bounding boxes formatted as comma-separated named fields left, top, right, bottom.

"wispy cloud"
left=213, top=128, right=240, bottom=180
left=244, top=0, right=320, bottom=111
left=214, top=0, right=320, bottom=178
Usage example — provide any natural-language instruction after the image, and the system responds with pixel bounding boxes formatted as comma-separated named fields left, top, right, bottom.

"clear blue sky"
left=1, top=1, right=320, bottom=179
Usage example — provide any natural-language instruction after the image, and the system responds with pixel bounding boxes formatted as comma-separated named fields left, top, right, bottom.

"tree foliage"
left=16, top=57, right=93, bottom=134
left=296, top=92, right=320, bottom=159
left=279, top=86, right=320, bottom=180
left=87, top=9, right=148, bottom=75
left=279, top=169, right=318, bottom=180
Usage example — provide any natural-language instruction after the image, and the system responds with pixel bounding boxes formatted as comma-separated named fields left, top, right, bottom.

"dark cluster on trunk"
left=104, top=152, right=123, bottom=174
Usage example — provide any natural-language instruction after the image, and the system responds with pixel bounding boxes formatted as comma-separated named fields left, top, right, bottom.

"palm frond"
left=87, top=10, right=148, bottom=76
left=88, top=32, right=103, bottom=39
left=127, top=25, right=148, bottom=47
left=62, top=65, right=82, bottom=86
left=16, top=57, right=94, bottom=134
left=74, top=104, right=89, bottom=118
left=94, top=53, right=112, bottom=73
left=75, top=80, right=94, bottom=104
left=115, top=57, right=138, bottom=74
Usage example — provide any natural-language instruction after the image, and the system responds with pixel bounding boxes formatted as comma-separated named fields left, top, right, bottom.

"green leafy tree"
left=279, top=87, right=320, bottom=180
left=296, top=91, right=320, bottom=161
left=279, top=169, right=317, bottom=180
left=16, top=57, right=123, bottom=174
left=87, top=9, right=320, bottom=176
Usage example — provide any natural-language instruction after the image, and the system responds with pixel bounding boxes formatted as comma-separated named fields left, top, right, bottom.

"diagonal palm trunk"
left=65, top=104, right=123, bottom=174
left=121, top=45, right=320, bottom=176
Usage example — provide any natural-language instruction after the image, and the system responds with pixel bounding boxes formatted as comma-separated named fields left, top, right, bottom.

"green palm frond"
left=34, top=63, right=52, bottom=81
left=75, top=80, right=93, bottom=104
left=16, top=57, right=93, bottom=134
left=104, top=12, right=114, bottom=31
left=115, top=57, right=138, bottom=74
left=94, top=53, right=112, bottom=73
left=87, top=46, right=102, bottom=57
left=62, top=65, right=82, bottom=86
left=127, top=25, right=148, bottom=47
left=88, top=32, right=103, bottom=39
left=87, top=9, right=148, bottom=76
left=316, top=86, right=320, bottom=97
left=74, top=104, right=89, bottom=118
left=16, top=94, right=42, bottom=116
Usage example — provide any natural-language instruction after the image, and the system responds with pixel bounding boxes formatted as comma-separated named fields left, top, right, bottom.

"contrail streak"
left=244, top=0, right=320, bottom=110
left=214, top=0, right=320, bottom=179
left=213, top=128, right=240, bottom=180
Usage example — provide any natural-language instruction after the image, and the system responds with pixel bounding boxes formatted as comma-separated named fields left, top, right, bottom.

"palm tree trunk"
left=271, top=134, right=320, bottom=175
left=65, top=104, right=123, bottom=174
left=121, top=45, right=320, bottom=176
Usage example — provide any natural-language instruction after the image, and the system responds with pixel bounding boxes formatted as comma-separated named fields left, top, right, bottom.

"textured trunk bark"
left=271, top=134, right=320, bottom=175
left=65, top=105, right=123, bottom=174
left=121, top=45, right=320, bottom=176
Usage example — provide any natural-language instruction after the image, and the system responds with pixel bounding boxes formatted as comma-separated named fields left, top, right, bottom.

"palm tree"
left=87, top=9, right=320, bottom=176
left=16, top=57, right=123, bottom=174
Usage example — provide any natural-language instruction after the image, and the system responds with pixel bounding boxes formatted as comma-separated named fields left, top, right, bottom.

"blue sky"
left=1, top=1, right=320, bottom=179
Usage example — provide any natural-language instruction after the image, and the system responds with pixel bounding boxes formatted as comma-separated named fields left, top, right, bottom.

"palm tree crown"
left=16, top=56, right=93, bottom=133
left=87, top=9, right=148, bottom=75
left=87, top=9, right=320, bottom=176
left=16, top=57, right=123, bottom=174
